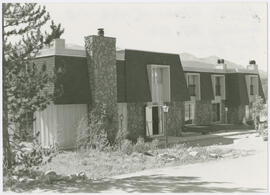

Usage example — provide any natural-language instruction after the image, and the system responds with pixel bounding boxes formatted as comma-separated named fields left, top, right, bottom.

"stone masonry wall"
left=193, top=100, right=212, bottom=125
left=193, top=100, right=226, bottom=125
left=166, top=101, right=185, bottom=136
left=126, top=101, right=185, bottom=141
left=126, top=102, right=146, bottom=142
left=85, top=35, right=118, bottom=142
left=227, top=105, right=246, bottom=124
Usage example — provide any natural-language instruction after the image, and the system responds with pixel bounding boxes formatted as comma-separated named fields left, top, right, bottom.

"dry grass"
left=39, top=143, right=251, bottom=180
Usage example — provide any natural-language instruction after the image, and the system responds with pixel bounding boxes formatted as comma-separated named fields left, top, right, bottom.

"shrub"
left=14, top=142, right=57, bottom=168
left=149, top=139, right=159, bottom=151
left=76, top=103, right=110, bottom=151
left=115, top=128, right=128, bottom=150
left=121, top=139, right=133, bottom=155
left=134, top=137, right=150, bottom=154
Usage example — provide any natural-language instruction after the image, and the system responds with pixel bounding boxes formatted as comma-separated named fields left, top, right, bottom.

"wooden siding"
left=34, top=104, right=87, bottom=149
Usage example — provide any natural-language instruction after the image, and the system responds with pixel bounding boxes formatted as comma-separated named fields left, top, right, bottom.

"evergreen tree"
left=2, top=3, right=64, bottom=168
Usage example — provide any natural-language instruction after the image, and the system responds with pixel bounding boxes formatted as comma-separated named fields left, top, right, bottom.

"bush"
left=121, top=139, right=133, bottom=155
left=76, top=103, right=110, bottom=151
left=149, top=139, right=159, bottom=151
left=14, top=142, right=57, bottom=168
left=134, top=137, right=150, bottom=154
left=115, top=128, right=128, bottom=150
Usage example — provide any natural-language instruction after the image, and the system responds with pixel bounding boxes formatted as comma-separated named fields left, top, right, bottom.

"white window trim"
left=147, top=64, right=171, bottom=103
left=185, top=73, right=201, bottom=101
left=211, top=74, right=226, bottom=101
left=245, top=75, right=259, bottom=102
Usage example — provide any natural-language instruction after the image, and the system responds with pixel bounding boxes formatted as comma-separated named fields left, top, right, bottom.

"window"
left=186, top=73, right=200, bottom=100
left=215, top=77, right=221, bottom=96
left=250, top=77, right=255, bottom=95
left=211, top=75, right=225, bottom=99
left=188, top=75, right=196, bottom=96
left=147, top=65, right=170, bottom=103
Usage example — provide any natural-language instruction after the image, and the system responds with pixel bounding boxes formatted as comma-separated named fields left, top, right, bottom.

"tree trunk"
left=2, top=5, right=12, bottom=169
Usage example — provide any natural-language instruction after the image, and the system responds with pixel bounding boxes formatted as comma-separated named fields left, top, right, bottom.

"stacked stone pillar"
left=84, top=34, right=118, bottom=142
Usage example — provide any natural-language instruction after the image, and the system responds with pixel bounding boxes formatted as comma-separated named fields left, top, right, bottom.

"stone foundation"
left=227, top=105, right=246, bottom=124
left=126, top=101, right=185, bottom=141
left=193, top=100, right=212, bottom=125
left=126, top=102, right=146, bottom=142
left=193, top=100, right=226, bottom=125
left=166, top=101, right=185, bottom=136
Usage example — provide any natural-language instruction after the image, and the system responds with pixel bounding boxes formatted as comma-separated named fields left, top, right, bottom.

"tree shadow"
left=12, top=174, right=266, bottom=193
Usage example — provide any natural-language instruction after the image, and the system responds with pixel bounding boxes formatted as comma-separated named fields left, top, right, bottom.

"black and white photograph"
left=1, top=1, right=268, bottom=193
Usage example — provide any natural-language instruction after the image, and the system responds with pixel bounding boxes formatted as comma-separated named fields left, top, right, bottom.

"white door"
left=146, top=106, right=153, bottom=136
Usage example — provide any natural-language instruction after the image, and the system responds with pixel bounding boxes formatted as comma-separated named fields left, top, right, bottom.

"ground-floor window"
left=185, top=102, right=195, bottom=124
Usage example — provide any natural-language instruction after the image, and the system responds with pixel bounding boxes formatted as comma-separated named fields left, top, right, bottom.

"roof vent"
left=249, top=60, right=256, bottom=65
left=217, top=59, right=224, bottom=64
left=98, top=28, right=104, bottom=36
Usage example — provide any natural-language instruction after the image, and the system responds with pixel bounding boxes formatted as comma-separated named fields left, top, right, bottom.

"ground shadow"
left=184, top=135, right=237, bottom=147
left=12, top=174, right=266, bottom=193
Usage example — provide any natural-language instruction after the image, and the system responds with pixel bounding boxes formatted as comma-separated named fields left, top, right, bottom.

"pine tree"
left=2, top=3, right=64, bottom=169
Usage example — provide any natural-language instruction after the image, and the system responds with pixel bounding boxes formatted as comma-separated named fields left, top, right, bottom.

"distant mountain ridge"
left=180, top=52, right=267, bottom=78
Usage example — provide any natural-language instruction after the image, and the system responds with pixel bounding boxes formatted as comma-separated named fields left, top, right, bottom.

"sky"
left=43, top=2, right=268, bottom=71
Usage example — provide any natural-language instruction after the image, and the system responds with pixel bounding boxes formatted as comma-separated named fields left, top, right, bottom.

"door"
left=152, top=107, right=159, bottom=135
left=145, top=106, right=163, bottom=136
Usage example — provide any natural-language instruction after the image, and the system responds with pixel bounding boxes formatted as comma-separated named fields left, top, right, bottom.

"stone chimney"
left=247, top=60, right=258, bottom=72
left=53, top=39, right=65, bottom=50
left=216, top=59, right=227, bottom=71
left=84, top=29, right=118, bottom=141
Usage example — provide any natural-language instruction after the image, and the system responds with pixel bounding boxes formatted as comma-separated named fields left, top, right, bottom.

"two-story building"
left=33, top=29, right=265, bottom=149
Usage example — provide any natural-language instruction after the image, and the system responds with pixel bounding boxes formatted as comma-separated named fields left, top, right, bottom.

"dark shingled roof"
left=225, top=73, right=249, bottom=106
left=200, top=72, right=214, bottom=101
left=116, top=60, right=127, bottom=102
left=54, top=56, right=91, bottom=104
left=117, top=49, right=189, bottom=102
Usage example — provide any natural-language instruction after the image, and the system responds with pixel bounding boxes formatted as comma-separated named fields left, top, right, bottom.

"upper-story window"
left=245, top=75, right=259, bottom=100
left=211, top=75, right=225, bottom=100
left=215, top=76, right=221, bottom=96
left=186, top=73, right=200, bottom=100
left=250, top=77, right=255, bottom=95
left=147, top=65, right=171, bottom=103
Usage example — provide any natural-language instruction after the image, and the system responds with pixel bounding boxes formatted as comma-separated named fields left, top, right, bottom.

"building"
left=33, top=29, right=265, bottom=149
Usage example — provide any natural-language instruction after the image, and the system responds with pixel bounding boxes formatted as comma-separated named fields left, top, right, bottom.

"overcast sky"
left=44, top=2, right=267, bottom=71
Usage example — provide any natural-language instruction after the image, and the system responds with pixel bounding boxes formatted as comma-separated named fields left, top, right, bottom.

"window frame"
left=211, top=74, right=226, bottom=100
left=185, top=72, right=201, bottom=100
left=147, top=64, right=171, bottom=103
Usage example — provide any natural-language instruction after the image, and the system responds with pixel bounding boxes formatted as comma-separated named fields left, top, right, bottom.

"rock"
left=45, top=170, right=57, bottom=177
left=158, top=153, right=177, bottom=161
left=18, top=177, right=26, bottom=182
left=189, top=151, right=198, bottom=157
left=143, top=151, right=154, bottom=156
left=76, top=171, right=87, bottom=180
left=25, top=178, right=35, bottom=183
left=209, top=153, right=219, bottom=158
left=12, top=175, right=18, bottom=180
left=44, top=170, right=57, bottom=184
